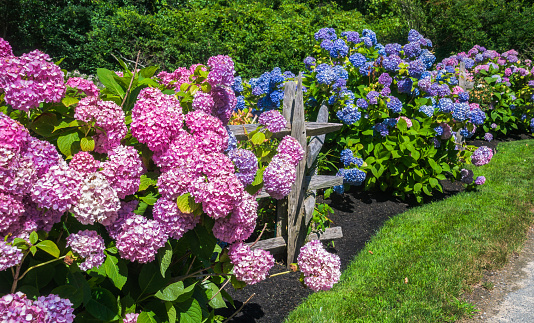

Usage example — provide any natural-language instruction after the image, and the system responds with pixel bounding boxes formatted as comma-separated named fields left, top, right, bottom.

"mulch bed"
left=217, top=133, right=531, bottom=323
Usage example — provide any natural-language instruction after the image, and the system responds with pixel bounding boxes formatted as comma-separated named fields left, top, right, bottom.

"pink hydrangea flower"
left=72, top=172, right=120, bottom=226
left=263, top=153, right=297, bottom=200
left=157, top=67, right=192, bottom=91
left=258, top=110, right=287, bottom=133
left=185, top=110, right=229, bottom=154
left=153, top=198, right=199, bottom=240
left=0, top=113, right=30, bottom=169
left=74, top=97, right=127, bottom=153
left=212, top=192, right=258, bottom=243
left=69, top=151, right=100, bottom=175
left=396, top=116, right=412, bottom=128
left=0, top=292, right=46, bottom=322
left=115, top=214, right=168, bottom=263
left=66, top=77, right=100, bottom=97
left=131, top=87, right=183, bottom=153
left=277, top=136, right=305, bottom=166
left=66, top=230, right=106, bottom=271
left=123, top=313, right=139, bottom=323
left=192, top=175, right=244, bottom=220
left=471, top=146, right=494, bottom=166
left=192, top=91, right=215, bottom=114
left=100, top=145, right=145, bottom=199
left=0, top=37, right=13, bottom=58
left=228, top=242, right=274, bottom=285
left=297, top=240, right=341, bottom=292
left=0, top=240, right=23, bottom=271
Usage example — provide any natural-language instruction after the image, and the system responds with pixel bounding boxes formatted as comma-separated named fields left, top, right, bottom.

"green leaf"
left=184, top=225, right=217, bottom=260
left=140, top=66, right=159, bottom=79
left=414, top=183, right=422, bottom=193
left=155, top=281, right=185, bottom=302
left=103, top=254, right=128, bottom=289
left=397, top=117, right=408, bottom=132
left=97, top=68, right=125, bottom=98
left=80, top=137, right=95, bottom=152
left=204, top=282, right=226, bottom=309
left=175, top=282, right=197, bottom=303
left=157, top=241, right=173, bottom=278
left=250, top=132, right=266, bottom=145
left=139, top=262, right=169, bottom=295
left=61, top=96, right=79, bottom=107
left=175, top=299, right=202, bottom=323
left=429, top=177, right=439, bottom=188
left=52, top=119, right=79, bottom=133
left=29, top=231, right=38, bottom=245
left=137, top=311, right=159, bottom=323
left=134, top=201, right=149, bottom=215
left=176, top=193, right=202, bottom=214
left=57, top=131, right=80, bottom=157
left=29, top=246, right=37, bottom=256
left=139, top=173, right=159, bottom=192
left=166, top=302, right=177, bottom=323
left=30, top=112, right=58, bottom=137
left=85, top=288, right=119, bottom=321
left=251, top=167, right=265, bottom=186
left=139, top=193, right=158, bottom=206
left=35, top=240, right=60, bottom=258
left=51, top=285, right=81, bottom=307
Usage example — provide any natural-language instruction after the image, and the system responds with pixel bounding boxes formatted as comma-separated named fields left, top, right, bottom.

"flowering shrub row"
left=0, top=37, right=341, bottom=322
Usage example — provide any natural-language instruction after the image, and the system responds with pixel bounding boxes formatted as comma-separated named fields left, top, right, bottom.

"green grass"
left=286, top=140, right=534, bottom=323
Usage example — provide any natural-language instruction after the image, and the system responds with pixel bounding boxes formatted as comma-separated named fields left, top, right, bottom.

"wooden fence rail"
left=229, top=73, right=344, bottom=267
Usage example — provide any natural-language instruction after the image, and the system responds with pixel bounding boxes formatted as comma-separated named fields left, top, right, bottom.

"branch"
left=223, top=293, right=256, bottom=323
left=250, top=223, right=268, bottom=248
left=121, top=50, right=140, bottom=108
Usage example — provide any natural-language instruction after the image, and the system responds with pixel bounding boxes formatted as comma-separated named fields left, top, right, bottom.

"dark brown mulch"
left=217, top=133, right=531, bottom=323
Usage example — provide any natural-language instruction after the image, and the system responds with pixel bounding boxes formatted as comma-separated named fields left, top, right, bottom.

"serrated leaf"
left=139, top=193, right=158, bottom=206
left=103, top=254, right=128, bottom=289
left=155, top=282, right=185, bottom=302
left=53, top=119, right=80, bottom=133
left=175, top=299, right=202, bottom=323
left=35, top=240, right=60, bottom=258
left=57, top=131, right=80, bottom=157
left=138, top=311, right=159, bottom=323
left=85, top=288, right=119, bottom=321
left=80, top=137, right=95, bottom=152
left=139, top=173, right=159, bottom=192
left=157, top=241, right=173, bottom=278
left=250, top=132, right=266, bottom=145
left=204, top=282, right=227, bottom=309
left=62, top=96, right=79, bottom=107
left=166, top=302, right=177, bottom=323
left=251, top=167, right=265, bottom=186
left=176, top=193, right=202, bottom=214
left=97, top=68, right=125, bottom=98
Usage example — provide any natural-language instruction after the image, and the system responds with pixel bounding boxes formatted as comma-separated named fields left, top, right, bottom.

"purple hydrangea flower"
left=229, top=242, right=274, bottom=285
left=66, top=230, right=106, bottom=271
left=0, top=241, right=23, bottom=271
left=297, top=240, right=341, bottom=292
left=258, top=110, right=287, bottom=133
left=471, top=146, right=493, bottom=166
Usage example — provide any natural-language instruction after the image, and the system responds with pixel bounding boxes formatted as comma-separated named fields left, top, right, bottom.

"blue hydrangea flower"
left=445, top=65, right=456, bottom=73
left=475, top=54, right=484, bottom=62
left=340, top=149, right=364, bottom=167
left=403, top=42, right=421, bottom=58
left=530, top=118, right=534, bottom=131
left=418, top=77, right=432, bottom=92
left=362, top=37, right=373, bottom=48
left=341, top=31, right=360, bottom=43
left=437, top=84, right=451, bottom=97
left=468, top=108, right=486, bottom=125
left=356, top=98, right=368, bottom=109
left=459, top=127, right=473, bottom=139
left=315, top=64, right=337, bottom=85
left=463, top=58, right=475, bottom=69
left=330, top=39, right=349, bottom=58
left=359, top=62, right=374, bottom=76
left=328, top=95, right=337, bottom=105
left=333, top=184, right=344, bottom=194
left=232, top=76, right=243, bottom=93
left=344, top=168, right=366, bottom=186
left=336, top=105, right=361, bottom=125
left=383, top=55, right=402, bottom=71
left=374, top=122, right=389, bottom=136
left=419, top=49, right=436, bottom=69
left=314, top=28, right=337, bottom=41
left=334, top=65, right=349, bottom=80
left=407, top=29, right=423, bottom=43
left=349, top=53, right=367, bottom=68
left=225, top=126, right=238, bottom=152
left=458, top=91, right=470, bottom=102
left=385, top=43, right=402, bottom=56
left=452, top=103, right=469, bottom=121
left=362, top=29, right=377, bottom=45
left=449, top=76, right=458, bottom=85
left=304, top=56, right=316, bottom=69
left=387, top=96, right=403, bottom=113
left=367, top=91, right=380, bottom=105
left=235, top=95, right=246, bottom=111
left=408, top=59, right=425, bottom=78
left=340, top=90, right=355, bottom=104
left=384, top=118, right=398, bottom=127
left=436, top=70, right=446, bottom=81
left=397, top=78, right=413, bottom=94
left=375, top=43, right=386, bottom=56
left=434, top=126, right=444, bottom=136
left=419, top=105, right=434, bottom=117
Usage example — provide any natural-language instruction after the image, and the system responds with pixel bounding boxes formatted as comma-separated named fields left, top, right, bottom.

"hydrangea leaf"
left=175, top=298, right=202, bottom=323
left=155, top=281, right=185, bottom=302
left=251, top=132, right=266, bottom=145
left=80, top=137, right=95, bottom=152
left=35, top=240, right=60, bottom=258
left=176, top=193, right=202, bottom=214
left=103, top=254, right=128, bottom=289
left=137, top=311, right=158, bottom=323
left=85, top=287, right=120, bottom=321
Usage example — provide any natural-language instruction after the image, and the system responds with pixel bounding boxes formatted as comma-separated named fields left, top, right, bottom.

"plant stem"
left=10, top=252, right=29, bottom=293
left=18, top=256, right=66, bottom=282
left=268, top=270, right=292, bottom=278
left=222, top=293, right=256, bottom=323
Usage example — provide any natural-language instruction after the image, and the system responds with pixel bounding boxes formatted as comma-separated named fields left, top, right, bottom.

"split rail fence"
left=228, top=73, right=344, bottom=267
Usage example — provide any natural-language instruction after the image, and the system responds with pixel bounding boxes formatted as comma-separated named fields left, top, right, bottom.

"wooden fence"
left=228, top=73, right=344, bottom=267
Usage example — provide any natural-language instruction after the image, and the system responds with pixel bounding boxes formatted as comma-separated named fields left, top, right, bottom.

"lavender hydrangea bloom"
left=34, top=294, right=75, bottom=323
left=460, top=168, right=474, bottom=184
left=475, top=176, right=486, bottom=185
left=258, top=110, right=287, bottom=133
left=304, top=56, right=316, bottom=69
left=484, top=133, right=493, bottom=142
left=378, top=73, right=393, bottom=86
left=403, top=42, right=421, bottom=58
left=471, top=146, right=493, bottom=166
left=385, top=43, right=402, bottom=56
left=397, top=78, right=413, bottom=94
left=408, top=59, right=425, bottom=78
left=66, top=230, right=106, bottom=271
left=367, top=91, right=380, bottom=105
left=387, top=96, right=403, bottom=113
left=0, top=241, right=23, bottom=271
left=314, top=28, right=337, bottom=41
left=0, top=292, right=46, bottom=322
left=263, top=154, right=296, bottom=200
left=356, top=98, right=368, bottom=109
left=116, top=214, right=168, bottom=263
left=468, top=108, right=486, bottom=125
left=341, top=31, right=360, bottom=43
left=297, top=240, right=341, bottom=291
left=383, top=55, right=402, bottom=71
left=228, top=149, right=258, bottom=187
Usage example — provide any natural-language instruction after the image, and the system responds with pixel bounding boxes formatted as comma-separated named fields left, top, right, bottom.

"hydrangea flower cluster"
left=157, top=67, right=193, bottom=91
left=115, top=214, right=168, bottom=263
left=33, top=294, right=76, bottom=323
left=66, top=77, right=100, bottom=97
left=74, top=97, right=127, bottom=153
left=31, top=163, right=82, bottom=213
left=258, top=110, right=287, bottom=133
left=100, top=145, right=145, bottom=199
left=471, top=146, right=494, bottom=166
left=212, top=192, right=258, bottom=243
left=72, top=172, right=120, bottom=226
left=0, top=43, right=66, bottom=111
left=0, top=240, right=23, bottom=271
left=249, top=67, right=293, bottom=112
left=297, top=240, right=341, bottom=292
left=152, top=198, right=199, bottom=240
left=66, top=230, right=106, bottom=271
left=227, top=149, right=258, bottom=187
left=123, top=313, right=140, bottom=323
left=340, top=149, right=363, bottom=167
left=0, top=292, right=75, bottom=323
left=228, top=242, right=274, bottom=285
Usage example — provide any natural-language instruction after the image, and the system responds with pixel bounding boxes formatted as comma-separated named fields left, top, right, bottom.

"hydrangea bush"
left=0, top=38, right=340, bottom=322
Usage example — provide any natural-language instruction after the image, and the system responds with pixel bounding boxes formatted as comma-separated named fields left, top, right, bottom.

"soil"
left=217, top=133, right=532, bottom=323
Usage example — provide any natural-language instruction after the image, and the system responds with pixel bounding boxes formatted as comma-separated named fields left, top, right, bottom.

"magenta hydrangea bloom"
left=471, top=146, right=494, bottom=166
left=263, top=154, right=297, bottom=200
left=101, top=145, right=145, bottom=199
left=21, top=197, right=63, bottom=234
left=0, top=153, right=37, bottom=197
left=212, top=192, right=258, bottom=243
left=69, top=151, right=100, bottom=175
left=123, top=313, right=139, bottom=323
left=192, top=175, right=244, bottom=220
left=105, top=201, right=138, bottom=240
left=66, top=77, right=99, bottom=97
left=0, top=240, right=23, bottom=271
left=206, top=55, right=235, bottom=87
left=158, top=167, right=202, bottom=201
left=30, top=162, right=82, bottom=213
left=0, top=113, right=30, bottom=169
left=157, top=67, right=192, bottom=91
left=74, top=97, right=127, bottom=153
left=66, top=230, right=106, bottom=271
left=0, top=37, right=13, bottom=58
left=185, top=110, right=229, bottom=154
left=277, top=136, right=305, bottom=166
left=23, top=137, right=61, bottom=177
left=34, top=294, right=75, bottom=323
left=153, top=198, right=199, bottom=240
left=72, top=172, right=120, bottom=226
left=192, top=91, right=215, bottom=114
left=152, top=132, right=200, bottom=172
left=0, top=50, right=66, bottom=112
left=258, top=110, right=287, bottom=133
left=297, top=240, right=341, bottom=292
left=116, top=214, right=168, bottom=263
left=131, top=87, right=183, bottom=153
left=0, top=292, right=46, bottom=322
left=228, top=242, right=274, bottom=285
left=475, top=176, right=486, bottom=185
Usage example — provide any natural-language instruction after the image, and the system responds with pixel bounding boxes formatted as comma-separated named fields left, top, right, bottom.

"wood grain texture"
left=227, top=122, right=341, bottom=141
